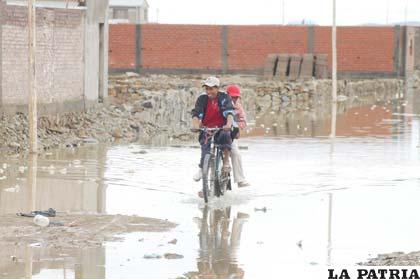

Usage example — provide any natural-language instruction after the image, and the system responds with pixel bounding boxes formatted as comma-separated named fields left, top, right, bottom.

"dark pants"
left=198, top=130, right=232, bottom=168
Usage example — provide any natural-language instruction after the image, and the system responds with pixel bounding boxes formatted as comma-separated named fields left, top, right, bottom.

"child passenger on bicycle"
left=226, top=85, right=251, bottom=188
left=191, top=77, right=235, bottom=189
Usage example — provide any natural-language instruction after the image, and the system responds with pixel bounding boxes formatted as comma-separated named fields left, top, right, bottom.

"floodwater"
left=1, top=85, right=420, bottom=278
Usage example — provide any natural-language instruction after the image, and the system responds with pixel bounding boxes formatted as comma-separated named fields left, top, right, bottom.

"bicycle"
left=191, top=127, right=232, bottom=203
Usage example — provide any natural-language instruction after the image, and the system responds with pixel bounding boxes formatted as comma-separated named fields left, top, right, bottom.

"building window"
left=113, top=8, right=129, bottom=19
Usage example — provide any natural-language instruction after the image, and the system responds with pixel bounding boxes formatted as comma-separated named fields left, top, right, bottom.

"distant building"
left=109, top=0, right=149, bottom=24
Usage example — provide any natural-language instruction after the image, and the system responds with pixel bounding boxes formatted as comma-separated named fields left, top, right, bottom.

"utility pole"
left=331, top=0, right=337, bottom=138
left=282, top=0, right=285, bottom=25
left=28, top=0, right=37, bottom=153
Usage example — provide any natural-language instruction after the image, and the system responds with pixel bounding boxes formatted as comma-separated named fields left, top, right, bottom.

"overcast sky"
left=148, top=0, right=419, bottom=26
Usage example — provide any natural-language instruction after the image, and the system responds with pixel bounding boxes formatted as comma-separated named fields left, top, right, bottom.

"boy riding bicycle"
left=191, top=77, right=235, bottom=187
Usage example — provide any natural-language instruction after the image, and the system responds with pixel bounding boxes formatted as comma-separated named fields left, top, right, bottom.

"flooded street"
left=1, top=89, right=420, bottom=278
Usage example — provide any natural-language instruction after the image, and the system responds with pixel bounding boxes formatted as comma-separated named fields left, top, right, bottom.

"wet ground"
left=1, top=86, right=420, bottom=278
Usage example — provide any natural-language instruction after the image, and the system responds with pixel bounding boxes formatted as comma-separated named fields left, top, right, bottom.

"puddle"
left=1, top=87, right=420, bottom=278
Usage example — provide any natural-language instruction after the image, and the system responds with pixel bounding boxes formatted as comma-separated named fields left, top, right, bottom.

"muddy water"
left=1, top=88, right=420, bottom=278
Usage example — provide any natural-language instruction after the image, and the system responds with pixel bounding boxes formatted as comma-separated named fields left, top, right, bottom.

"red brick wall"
left=108, top=24, right=397, bottom=75
left=227, top=26, right=308, bottom=71
left=314, top=27, right=394, bottom=72
left=141, top=24, right=222, bottom=70
left=109, top=24, right=136, bottom=70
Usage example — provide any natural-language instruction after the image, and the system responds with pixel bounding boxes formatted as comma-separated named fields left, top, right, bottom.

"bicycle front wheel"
left=202, top=153, right=211, bottom=203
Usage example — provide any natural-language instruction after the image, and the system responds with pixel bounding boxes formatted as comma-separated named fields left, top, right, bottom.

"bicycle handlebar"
left=190, top=127, right=222, bottom=133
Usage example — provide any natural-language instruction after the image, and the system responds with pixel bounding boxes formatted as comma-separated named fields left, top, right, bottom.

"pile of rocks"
left=362, top=251, right=420, bottom=266
left=0, top=73, right=405, bottom=155
left=0, top=102, right=164, bottom=154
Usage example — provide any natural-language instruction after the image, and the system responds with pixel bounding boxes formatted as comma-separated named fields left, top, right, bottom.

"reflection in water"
left=247, top=88, right=404, bottom=138
left=28, top=153, right=38, bottom=213
left=0, top=146, right=108, bottom=215
left=0, top=83, right=420, bottom=278
left=0, top=245, right=105, bottom=279
left=186, top=206, right=248, bottom=278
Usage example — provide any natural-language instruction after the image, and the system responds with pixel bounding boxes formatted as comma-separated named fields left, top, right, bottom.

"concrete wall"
left=0, top=3, right=85, bottom=114
left=84, top=0, right=109, bottom=104
left=109, top=6, right=148, bottom=23
left=405, top=27, right=416, bottom=76
left=415, top=27, right=420, bottom=71
left=109, top=24, right=415, bottom=79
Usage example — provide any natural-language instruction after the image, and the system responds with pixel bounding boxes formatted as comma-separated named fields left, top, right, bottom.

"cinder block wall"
left=109, top=23, right=411, bottom=78
left=0, top=4, right=85, bottom=113
left=415, top=27, right=420, bottom=71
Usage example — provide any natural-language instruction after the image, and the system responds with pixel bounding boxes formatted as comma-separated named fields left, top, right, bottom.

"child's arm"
left=235, top=101, right=247, bottom=129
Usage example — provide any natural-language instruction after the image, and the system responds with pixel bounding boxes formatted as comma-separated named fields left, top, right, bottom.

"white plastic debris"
left=33, top=215, right=50, bottom=227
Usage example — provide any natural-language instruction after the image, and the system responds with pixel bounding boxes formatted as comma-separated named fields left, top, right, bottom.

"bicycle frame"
left=198, top=127, right=231, bottom=202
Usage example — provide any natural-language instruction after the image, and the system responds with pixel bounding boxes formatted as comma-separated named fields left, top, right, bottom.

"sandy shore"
left=0, top=213, right=176, bottom=249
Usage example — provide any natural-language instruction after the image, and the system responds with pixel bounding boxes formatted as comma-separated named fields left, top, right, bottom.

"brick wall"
left=1, top=4, right=85, bottom=107
left=141, top=24, right=222, bottom=70
left=109, top=24, right=407, bottom=78
left=314, top=26, right=395, bottom=73
left=227, top=26, right=307, bottom=71
left=108, top=24, right=136, bottom=70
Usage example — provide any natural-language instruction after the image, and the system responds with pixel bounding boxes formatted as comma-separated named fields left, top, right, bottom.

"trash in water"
left=17, top=208, right=57, bottom=218
left=143, top=254, right=162, bottom=259
left=33, top=215, right=50, bottom=227
left=49, top=221, right=65, bottom=227
left=164, top=253, right=184, bottom=260
left=18, top=166, right=25, bottom=173
left=254, top=207, right=268, bottom=213
left=59, top=168, right=67, bottom=175
left=0, top=176, right=7, bottom=180
left=168, top=239, right=177, bottom=245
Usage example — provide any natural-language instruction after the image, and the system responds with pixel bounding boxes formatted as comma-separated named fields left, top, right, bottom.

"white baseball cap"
left=202, top=76, right=220, bottom=87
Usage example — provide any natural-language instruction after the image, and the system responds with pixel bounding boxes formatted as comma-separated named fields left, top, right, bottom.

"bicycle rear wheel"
left=214, top=148, right=224, bottom=197
left=215, top=148, right=231, bottom=196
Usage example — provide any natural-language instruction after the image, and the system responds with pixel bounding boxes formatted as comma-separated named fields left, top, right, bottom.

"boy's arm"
left=191, top=94, right=206, bottom=129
